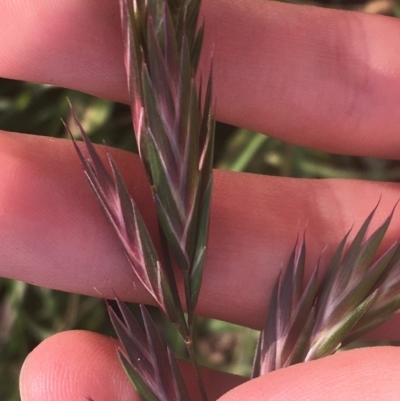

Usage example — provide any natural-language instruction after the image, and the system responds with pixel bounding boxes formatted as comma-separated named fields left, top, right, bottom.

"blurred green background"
left=1, top=1, right=400, bottom=399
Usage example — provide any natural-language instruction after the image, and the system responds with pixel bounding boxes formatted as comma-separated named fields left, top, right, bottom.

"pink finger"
left=1, top=1, right=400, bottom=158
left=19, top=330, right=245, bottom=401
left=2, top=131, right=400, bottom=337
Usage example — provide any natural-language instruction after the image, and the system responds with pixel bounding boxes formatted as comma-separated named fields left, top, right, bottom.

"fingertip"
left=20, top=330, right=137, bottom=401
left=218, top=347, right=400, bottom=401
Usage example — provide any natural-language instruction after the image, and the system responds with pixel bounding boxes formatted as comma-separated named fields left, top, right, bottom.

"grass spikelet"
left=253, top=206, right=400, bottom=376
left=120, top=0, right=214, bottom=322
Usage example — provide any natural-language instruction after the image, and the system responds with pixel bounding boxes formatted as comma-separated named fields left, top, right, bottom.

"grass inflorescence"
left=68, top=1, right=400, bottom=400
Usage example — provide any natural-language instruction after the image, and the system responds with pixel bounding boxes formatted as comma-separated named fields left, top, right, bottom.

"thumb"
left=218, top=346, right=400, bottom=400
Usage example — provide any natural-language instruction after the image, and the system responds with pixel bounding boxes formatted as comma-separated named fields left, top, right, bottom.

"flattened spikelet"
left=253, top=206, right=400, bottom=376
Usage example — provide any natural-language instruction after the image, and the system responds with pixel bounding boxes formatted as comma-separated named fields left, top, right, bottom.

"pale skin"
left=2, top=0, right=400, bottom=399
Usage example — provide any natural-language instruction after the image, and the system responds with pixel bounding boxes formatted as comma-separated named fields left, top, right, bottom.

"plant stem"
left=183, top=270, right=193, bottom=329
left=158, top=221, right=190, bottom=338
left=160, top=218, right=207, bottom=400
left=185, top=335, right=208, bottom=401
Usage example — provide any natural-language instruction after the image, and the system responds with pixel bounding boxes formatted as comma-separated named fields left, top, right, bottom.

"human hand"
left=2, top=0, right=400, bottom=400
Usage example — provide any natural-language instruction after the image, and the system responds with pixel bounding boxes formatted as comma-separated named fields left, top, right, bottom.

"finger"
left=2, top=131, right=400, bottom=338
left=218, top=347, right=400, bottom=401
left=1, top=0, right=127, bottom=103
left=2, top=1, right=400, bottom=158
left=20, top=330, right=245, bottom=401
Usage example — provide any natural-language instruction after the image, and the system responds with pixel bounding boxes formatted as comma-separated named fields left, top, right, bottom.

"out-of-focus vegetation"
left=1, top=0, right=400, bottom=399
